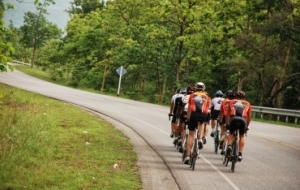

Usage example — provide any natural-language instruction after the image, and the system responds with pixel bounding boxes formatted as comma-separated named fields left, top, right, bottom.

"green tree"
left=0, top=0, right=14, bottom=72
left=20, top=0, right=62, bottom=68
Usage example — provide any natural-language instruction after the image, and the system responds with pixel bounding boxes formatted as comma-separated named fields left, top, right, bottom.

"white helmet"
left=195, top=82, right=205, bottom=90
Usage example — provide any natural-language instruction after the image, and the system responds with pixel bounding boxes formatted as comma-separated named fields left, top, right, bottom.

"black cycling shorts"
left=171, top=114, right=178, bottom=123
left=188, top=112, right=208, bottom=131
left=180, top=111, right=187, bottom=122
left=211, top=110, right=220, bottom=120
left=205, top=113, right=211, bottom=122
left=229, top=116, right=247, bottom=135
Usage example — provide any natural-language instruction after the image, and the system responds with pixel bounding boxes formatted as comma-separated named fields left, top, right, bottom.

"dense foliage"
left=2, top=0, right=300, bottom=109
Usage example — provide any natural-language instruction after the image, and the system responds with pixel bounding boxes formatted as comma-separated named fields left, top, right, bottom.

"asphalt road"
left=1, top=70, right=300, bottom=190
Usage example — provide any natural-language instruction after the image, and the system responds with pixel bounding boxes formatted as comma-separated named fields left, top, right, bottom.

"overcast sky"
left=3, top=0, right=72, bottom=31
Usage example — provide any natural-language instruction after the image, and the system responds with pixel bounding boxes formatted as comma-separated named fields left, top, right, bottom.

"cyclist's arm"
left=169, top=101, right=174, bottom=115
left=225, top=106, right=230, bottom=125
left=187, top=104, right=191, bottom=120
left=247, top=105, right=252, bottom=127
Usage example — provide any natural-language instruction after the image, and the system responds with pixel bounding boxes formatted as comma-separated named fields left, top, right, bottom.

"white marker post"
left=116, top=66, right=127, bottom=96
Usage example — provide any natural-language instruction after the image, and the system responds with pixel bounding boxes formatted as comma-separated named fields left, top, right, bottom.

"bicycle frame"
left=182, top=123, right=189, bottom=162
left=213, top=120, right=220, bottom=154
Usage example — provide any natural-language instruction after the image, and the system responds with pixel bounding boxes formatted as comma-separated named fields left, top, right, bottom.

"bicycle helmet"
left=187, top=85, right=195, bottom=94
left=237, top=91, right=246, bottom=99
left=226, top=90, right=237, bottom=99
left=180, top=88, right=187, bottom=94
left=215, top=90, right=223, bottom=97
left=195, top=82, right=205, bottom=91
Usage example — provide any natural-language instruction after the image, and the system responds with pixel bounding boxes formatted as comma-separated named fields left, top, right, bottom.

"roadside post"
left=116, top=66, right=127, bottom=96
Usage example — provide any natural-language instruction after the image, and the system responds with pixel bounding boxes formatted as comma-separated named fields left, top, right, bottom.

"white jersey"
left=182, top=94, right=190, bottom=112
left=211, top=97, right=224, bottom=111
left=171, top=93, right=179, bottom=102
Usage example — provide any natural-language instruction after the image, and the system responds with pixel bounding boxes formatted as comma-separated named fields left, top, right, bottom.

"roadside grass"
left=13, top=66, right=69, bottom=86
left=0, top=83, right=142, bottom=190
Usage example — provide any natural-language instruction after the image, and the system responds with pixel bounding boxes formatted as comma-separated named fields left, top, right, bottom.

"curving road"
left=1, top=69, right=300, bottom=190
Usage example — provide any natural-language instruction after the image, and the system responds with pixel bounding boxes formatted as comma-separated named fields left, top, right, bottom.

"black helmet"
left=186, top=85, right=195, bottom=94
left=226, top=90, right=237, bottom=99
left=195, top=82, right=205, bottom=91
left=215, top=90, right=223, bottom=97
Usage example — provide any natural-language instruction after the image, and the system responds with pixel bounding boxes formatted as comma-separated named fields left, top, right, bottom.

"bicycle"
left=224, top=126, right=239, bottom=172
left=189, top=127, right=199, bottom=170
left=213, top=120, right=220, bottom=154
left=221, top=129, right=229, bottom=165
left=181, top=122, right=189, bottom=162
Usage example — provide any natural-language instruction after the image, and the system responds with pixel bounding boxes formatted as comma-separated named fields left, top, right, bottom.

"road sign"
left=116, top=66, right=127, bottom=96
left=116, top=66, right=127, bottom=76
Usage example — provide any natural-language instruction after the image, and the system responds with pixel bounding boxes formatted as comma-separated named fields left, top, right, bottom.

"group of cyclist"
left=168, top=82, right=252, bottom=165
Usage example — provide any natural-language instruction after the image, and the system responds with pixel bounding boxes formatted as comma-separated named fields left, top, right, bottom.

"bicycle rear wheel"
left=222, top=141, right=228, bottom=165
left=214, top=130, right=219, bottom=154
left=231, top=139, right=237, bottom=172
left=191, top=155, right=196, bottom=170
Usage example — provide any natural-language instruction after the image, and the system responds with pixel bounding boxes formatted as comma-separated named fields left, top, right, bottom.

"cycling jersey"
left=188, top=92, right=211, bottom=113
left=229, top=100, right=251, bottom=118
left=220, top=99, right=230, bottom=116
left=211, top=97, right=224, bottom=111
left=173, top=94, right=185, bottom=115
left=181, top=94, right=190, bottom=112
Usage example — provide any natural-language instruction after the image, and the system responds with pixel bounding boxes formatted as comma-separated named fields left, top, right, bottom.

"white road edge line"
left=116, top=111, right=240, bottom=190
left=200, top=155, right=240, bottom=190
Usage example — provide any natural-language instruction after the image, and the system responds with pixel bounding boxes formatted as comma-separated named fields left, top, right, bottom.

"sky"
left=3, top=0, right=73, bottom=31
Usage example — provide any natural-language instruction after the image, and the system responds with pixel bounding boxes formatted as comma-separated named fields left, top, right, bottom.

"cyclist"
left=226, top=91, right=252, bottom=162
left=177, top=86, right=194, bottom=152
left=210, top=90, right=224, bottom=137
left=170, top=89, right=186, bottom=145
left=219, top=90, right=236, bottom=154
left=169, top=89, right=180, bottom=138
left=184, top=82, right=211, bottom=164
left=202, top=91, right=211, bottom=145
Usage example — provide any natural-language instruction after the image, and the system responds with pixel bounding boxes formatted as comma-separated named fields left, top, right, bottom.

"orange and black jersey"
left=228, top=99, right=252, bottom=118
left=188, top=92, right=211, bottom=114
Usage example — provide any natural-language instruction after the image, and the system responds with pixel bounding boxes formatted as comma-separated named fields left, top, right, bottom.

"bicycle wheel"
left=191, top=155, right=196, bottom=170
left=214, top=130, right=219, bottom=154
left=189, top=156, right=193, bottom=168
left=222, top=141, right=228, bottom=165
left=182, top=148, right=186, bottom=162
left=231, top=139, right=237, bottom=172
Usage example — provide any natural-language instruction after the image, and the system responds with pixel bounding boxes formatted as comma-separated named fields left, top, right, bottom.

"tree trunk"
left=274, top=38, right=292, bottom=108
left=159, top=74, right=167, bottom=104
left=31, top=45, right=37, bottom=68
left=101, top=59, right=109, bottom=92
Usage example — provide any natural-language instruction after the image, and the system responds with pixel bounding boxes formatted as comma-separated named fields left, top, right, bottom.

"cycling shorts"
left=180, top=111, right=187, bottom=122
left=171, top=114, right=178, bottom=123
left=229, top=116, right=247, bottom=135
left=211, top=110, right=220, bottom=120
left=188, top=112, right=208, bottom=131
left=205, top=113, right=211, bottom=123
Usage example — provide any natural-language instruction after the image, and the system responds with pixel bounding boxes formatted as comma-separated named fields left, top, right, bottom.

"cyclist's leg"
left=238, top=120, right=247, bottom=161
left=170, top=114, right=177, bottom=137
left=210, top=110, right=219, bottom=137
left=184, top=115, right=197, bottom=164
left=220, top=116, right=227, bottom=148
left=179, top=112, right=187, bottom=145
left=196, top=113, right=207, bottom=149
left=226, top=118, right=236, bottom=155
left=201, top=113, right=209, bottom=144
